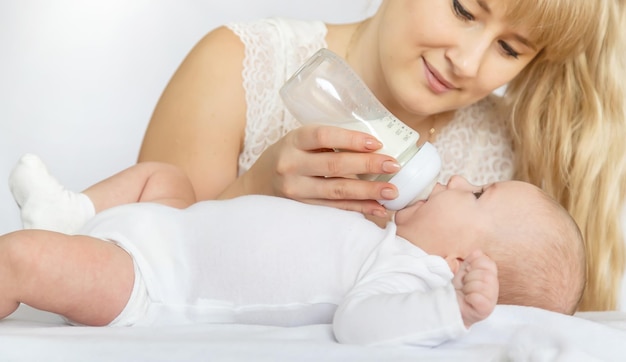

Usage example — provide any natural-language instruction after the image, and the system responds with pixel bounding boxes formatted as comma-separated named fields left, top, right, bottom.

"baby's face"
left=395, top=176, right=538, bottom=258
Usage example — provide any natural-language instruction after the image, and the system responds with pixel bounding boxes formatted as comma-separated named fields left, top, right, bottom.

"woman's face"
left=373, top=0, right=540, bottom=116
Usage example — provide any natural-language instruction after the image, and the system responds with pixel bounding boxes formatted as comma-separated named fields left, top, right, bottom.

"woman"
left=137, top=0, right=625, bottom=310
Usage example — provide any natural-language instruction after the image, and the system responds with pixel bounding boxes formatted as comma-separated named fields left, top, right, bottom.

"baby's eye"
left=473, top=188, right=484, bottom=199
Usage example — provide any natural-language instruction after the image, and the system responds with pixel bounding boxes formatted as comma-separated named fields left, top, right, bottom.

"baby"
left=2, top=154, right=585, bottom=346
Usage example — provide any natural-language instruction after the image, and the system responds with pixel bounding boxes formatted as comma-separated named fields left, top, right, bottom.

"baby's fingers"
left=462, top=271, right=498, bottom=295
left=464, top=250, right=497, bottom=274
left=464, top=292, right=495, bottom=319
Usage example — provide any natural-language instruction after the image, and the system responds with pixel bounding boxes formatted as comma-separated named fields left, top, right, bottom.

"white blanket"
left=2, top=305, right=626, bottom=362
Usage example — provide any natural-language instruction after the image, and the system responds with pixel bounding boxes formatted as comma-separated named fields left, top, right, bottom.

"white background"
left=0, top=0, right=377, bottom=233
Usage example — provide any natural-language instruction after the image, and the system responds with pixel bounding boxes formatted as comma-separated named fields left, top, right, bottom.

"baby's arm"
left=82, top=161, right=197, bottom=211
left=452, top=250, right=499, bottom=328
left=333, top=244, right=468, bottom=346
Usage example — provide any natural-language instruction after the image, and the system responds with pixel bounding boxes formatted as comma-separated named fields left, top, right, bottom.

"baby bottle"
left=279, top=48, right=441, bottom=210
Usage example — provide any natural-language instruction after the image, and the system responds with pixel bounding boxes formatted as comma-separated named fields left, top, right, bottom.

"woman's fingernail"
left=381, top=188, right=398, bottom=200
left=382, top=160, right=401, bottom=173
left=365, top=138, right=383, bottom=150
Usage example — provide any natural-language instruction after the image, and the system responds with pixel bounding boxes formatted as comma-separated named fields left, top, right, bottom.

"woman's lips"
left=423, top=58, right=455, bottom=94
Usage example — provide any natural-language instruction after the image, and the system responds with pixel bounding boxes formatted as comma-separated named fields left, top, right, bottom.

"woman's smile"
left=423, top=57, right=456, bottom=94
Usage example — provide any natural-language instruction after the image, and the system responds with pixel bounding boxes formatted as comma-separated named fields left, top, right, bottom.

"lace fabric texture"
left=432, top=95, right=514, bottom=185
left=227, top=18, right=514, bottom=187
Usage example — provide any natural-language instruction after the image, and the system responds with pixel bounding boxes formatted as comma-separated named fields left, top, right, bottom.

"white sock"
left=9, top=154, right=95, bottom=234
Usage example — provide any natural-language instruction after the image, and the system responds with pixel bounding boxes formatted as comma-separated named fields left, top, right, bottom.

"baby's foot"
left=9, top=154, right=95, bottom=234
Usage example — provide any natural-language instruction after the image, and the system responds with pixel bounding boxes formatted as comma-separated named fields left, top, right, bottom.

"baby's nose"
left=447, top=175, right=473, bottom=190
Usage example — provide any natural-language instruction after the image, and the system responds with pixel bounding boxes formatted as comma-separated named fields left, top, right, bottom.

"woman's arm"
left=138, top=26, right=246, bottom=201
left=138, top=26, right=400, bottom=216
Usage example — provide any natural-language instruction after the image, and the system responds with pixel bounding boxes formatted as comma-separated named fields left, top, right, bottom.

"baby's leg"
left=83, top=161, right=197, bottom=211
left=0, top=230, right=134, bottom=326
left=9, top=154, right=96, bottom=234
left=10, top=154, right=196, bottom=234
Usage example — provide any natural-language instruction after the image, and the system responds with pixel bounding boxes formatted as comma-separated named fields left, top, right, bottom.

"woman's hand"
left=224, top=124, right=401, bottom=217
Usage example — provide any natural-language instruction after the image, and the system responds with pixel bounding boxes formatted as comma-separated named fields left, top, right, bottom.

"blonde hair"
left=488, top=189, right=586, bottom=315
left=502, top=0, right=626, bottom=310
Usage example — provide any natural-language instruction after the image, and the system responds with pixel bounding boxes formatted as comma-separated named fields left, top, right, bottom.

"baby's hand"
left=452, top=249, right=498, bottom=328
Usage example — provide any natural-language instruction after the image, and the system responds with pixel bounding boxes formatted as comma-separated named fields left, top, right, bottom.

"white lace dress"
left=227, top=18, right=514, bottom=186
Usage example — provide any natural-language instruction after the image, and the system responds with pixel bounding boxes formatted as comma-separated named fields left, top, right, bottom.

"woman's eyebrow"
left=477, top=0, right=491, bottom=13
left=476, top=0, right=537, bottom=51
left=513, top=34, right=537, bottom=51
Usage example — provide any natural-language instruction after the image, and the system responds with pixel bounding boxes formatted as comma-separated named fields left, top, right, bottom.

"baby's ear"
left=445, top=256, right=464, bottom=274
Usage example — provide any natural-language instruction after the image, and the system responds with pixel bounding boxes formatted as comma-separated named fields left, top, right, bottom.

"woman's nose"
left=446, top=32, right=490, bottom=78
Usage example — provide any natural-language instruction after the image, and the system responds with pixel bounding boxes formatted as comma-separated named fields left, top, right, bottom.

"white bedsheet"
left=2, top=305, right=626, bottom=362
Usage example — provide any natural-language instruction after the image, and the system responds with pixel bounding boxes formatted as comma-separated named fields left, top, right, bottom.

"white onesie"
left=79, top=195, right=466, bottom=346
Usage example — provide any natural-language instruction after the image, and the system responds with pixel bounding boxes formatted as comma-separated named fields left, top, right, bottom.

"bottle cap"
left=378, top=142, right=441, bottom=211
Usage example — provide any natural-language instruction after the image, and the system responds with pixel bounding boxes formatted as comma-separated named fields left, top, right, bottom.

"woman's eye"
left=453, top=0, right=475, bottom=21
left=498, top=40, right=520, bottom=59
left=473, top=189, right=484, bottom=199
